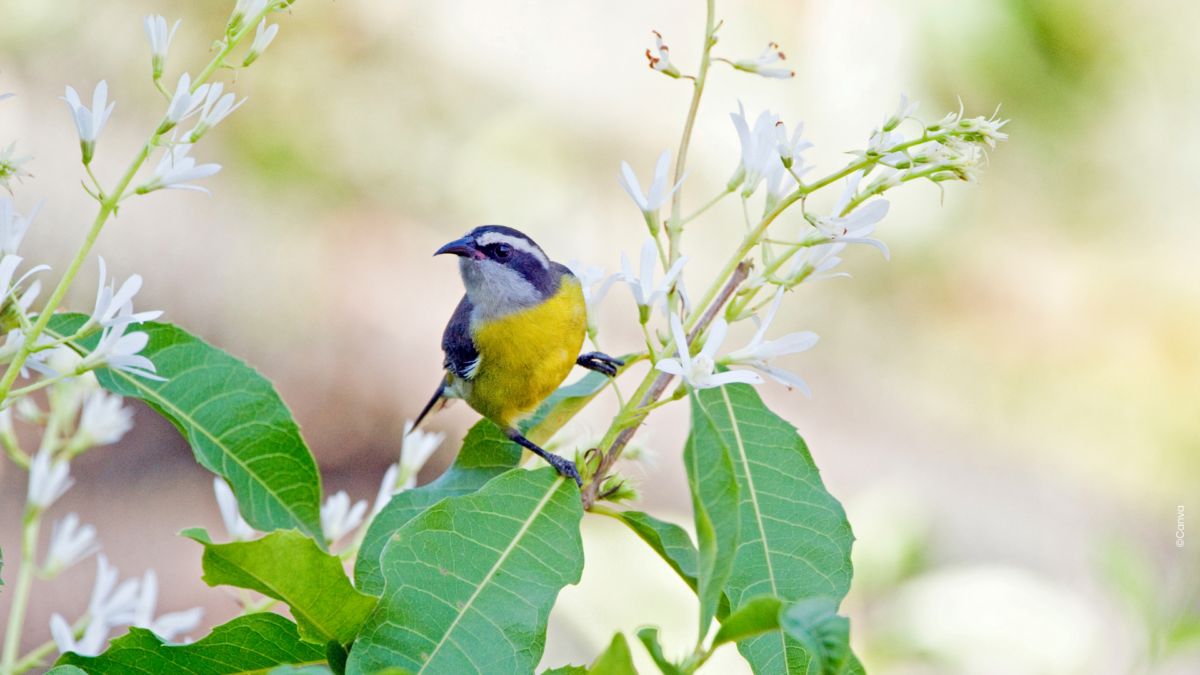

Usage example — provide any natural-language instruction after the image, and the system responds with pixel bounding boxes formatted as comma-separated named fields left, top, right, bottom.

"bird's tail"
left=413, top=379, right=449, bottom=430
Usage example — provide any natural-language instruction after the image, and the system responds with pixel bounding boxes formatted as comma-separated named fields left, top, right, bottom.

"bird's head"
left=435, top=225, right=559, bottom=318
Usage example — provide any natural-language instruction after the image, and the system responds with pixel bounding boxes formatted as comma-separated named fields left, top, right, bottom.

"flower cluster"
left=51, top=555, right=203, bottom=657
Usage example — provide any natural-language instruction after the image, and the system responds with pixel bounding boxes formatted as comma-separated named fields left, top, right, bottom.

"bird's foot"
left=542, top=453, right=583, bottom=488
left=577, top=352, right=625, bottom=378
left=505, top=427, right=583, bottom=487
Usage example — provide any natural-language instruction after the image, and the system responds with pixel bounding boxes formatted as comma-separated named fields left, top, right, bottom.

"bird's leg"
left=576, top=352, right=625, bottom=378
left=504, top=428, right=582, bottom=487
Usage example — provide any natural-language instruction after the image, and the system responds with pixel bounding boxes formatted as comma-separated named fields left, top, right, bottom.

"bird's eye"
left=494, top=243, right=512, bottom=259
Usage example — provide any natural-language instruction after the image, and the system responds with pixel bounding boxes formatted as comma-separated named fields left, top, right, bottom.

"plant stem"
left=680, top=187, right=733, bottom=227
left=0, top=5, right=275, bottom=404
left=1, top=514, right=42, bottom=675
left=582, top=263, right=749, bottom=510
left=666, top=0, right=717, bottom=267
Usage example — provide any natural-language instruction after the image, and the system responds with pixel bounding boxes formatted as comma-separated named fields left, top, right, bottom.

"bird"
left=412, top=225, right=624, bottom=486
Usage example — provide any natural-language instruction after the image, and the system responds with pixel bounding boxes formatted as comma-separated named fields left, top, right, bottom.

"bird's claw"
left=545, top=454, right=583, bottom=487
left=577, top=352, right=624, bottom=378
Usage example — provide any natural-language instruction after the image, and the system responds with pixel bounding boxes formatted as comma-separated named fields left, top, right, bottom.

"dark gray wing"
left=441, top=294, right=480, bottom=380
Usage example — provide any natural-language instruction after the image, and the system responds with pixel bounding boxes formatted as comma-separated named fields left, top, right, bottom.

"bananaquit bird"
left=413, top=225, right=624, bottom=486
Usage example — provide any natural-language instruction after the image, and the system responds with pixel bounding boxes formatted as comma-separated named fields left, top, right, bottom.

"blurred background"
left=1, top=0, right=1198, bottom=673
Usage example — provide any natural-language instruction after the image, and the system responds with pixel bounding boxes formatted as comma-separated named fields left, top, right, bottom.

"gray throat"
left=459, top=258, right=543, bottom=322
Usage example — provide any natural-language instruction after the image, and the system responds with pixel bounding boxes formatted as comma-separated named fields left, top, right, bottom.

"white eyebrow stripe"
left=474, top=232, right=550, bottom=268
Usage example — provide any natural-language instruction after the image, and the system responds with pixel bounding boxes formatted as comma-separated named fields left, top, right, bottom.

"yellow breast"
left=464, top=276, right=586, bottom=428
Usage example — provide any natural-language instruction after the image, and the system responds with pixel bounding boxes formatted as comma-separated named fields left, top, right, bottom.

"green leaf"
left=267, top=667, right=335, bottom=675
left=44, top=668, right=88, bottom=675
left=712, top=596, right=783, bottom=648
left=691, top=382, right=854, bottom=673
left=685, top=390, right=741, bottom=637
left=523, top=370, right=613, bottom=445
left=609, top=512, right=699, bottom=592
left=778, top=598, right=850, bottom=675
left=55, top=613, right=327, bottom=674
left=588, top=633, right=638, bottom=675
left=347, top=468, right=584, bottom=675
left=353, top=419, right=522, bottom=595
left=839, top=651, right=866, bottom=675
left=608, top=511, right=732, bottom=621
left=46, top=314, right=323, bottom=541
left=327, top=641, right=349, bottom=675
left=634, top=628, right=683, bottom=675
left=183, top=528, right=377, bottom=645
left=541, top=667, right=588, bottom=675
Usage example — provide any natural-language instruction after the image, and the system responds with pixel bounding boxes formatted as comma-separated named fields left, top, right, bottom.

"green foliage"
left=47, top=314, right=324, bottom=541
left=635, top=628, right=684, bottom=675
left=689, top=382, right=854, bottom=673
left=523, top=371, right=614, bottom=446
left=43, top=668, right=88, bottom=675
left=353, top=419, right=523, bottom=595
left=684, top=391, right=741, bottom=638
left=267, top=667, right=335, bottom=675
left=346, top=468, right=584, bottom=675
left=541, top=667, right=588, bottom=675
left=711, top=596, right=783, bottom=648
left=588, top=633, right=638, bottom=675
left=182, top=528, right=376, bottom=645
left=55, top=613, right=327, bottom=674
left=778, top=598, right=850, bottom=675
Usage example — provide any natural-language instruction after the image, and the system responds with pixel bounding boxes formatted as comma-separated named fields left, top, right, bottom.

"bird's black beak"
left=435, top=236, right=485, bottom=260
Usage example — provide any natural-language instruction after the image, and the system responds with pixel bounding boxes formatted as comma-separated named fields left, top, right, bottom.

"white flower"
left=645, top=30, right=680, bottom=78
left=242, top=20, right=279, bottom=67
left=814, top=171, right=890, bottom=259
left=61, top=82, right=115, bottom=165
left=400, top=420, right=444, bottom=489
left=50, top=613, right=107, bottom=657
left=788, top=241, right=850, bottom=286
left=229, top=0, right=270, bottom=35
left=186, top=84, right=245, bottom=143
left=52, top=554, right=138, bottom=656
left=654, top=312, right=764, bottom=390
left=619, top=239, right=690, bottom=318
left=566, top=258, right=620, bottom=340
left=88, top=554, right=140, bottom=626
left=732, top=42, right=794, bottom=79
left=866, top=127, right=903, bottom=156
left=142, top=15, right=181, bottom=80
left=774, top=120, right=813, bottom=170
left=213, top=477, right=256, bottom=542
left=158, top=74, right=211, bottom=134
left=320, top=490, right=368, bottom=545
left=77, top=390, right=134, bottom=446
left=88, top=255, right=163, bottom=329
left=372, top=463, right=401, bottom=516
left=45, top=512, right=101, bottom=574
left=89, top=257, right=163, bottom=330
left=28, top=450, right=73, bottom=509
left=79, top=320, right=165, bottom=381
left=721, top=288, right=819, bottom=395
left=884, top=93, right=919, bottom=132
left=731, top=102, right=782, bottom=198
left=0, top=329, right=56, bottom=379
left=0, top=196, right=44, bottom=257
left=0, top=142, right=32, bottom=194
left=132, top=570, right=204, bottom=640
left=617, top=148, right=688, bottom=218
left=0, top=254, right=49, bottom=304
left=135, top=144, right=221, bottom=195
